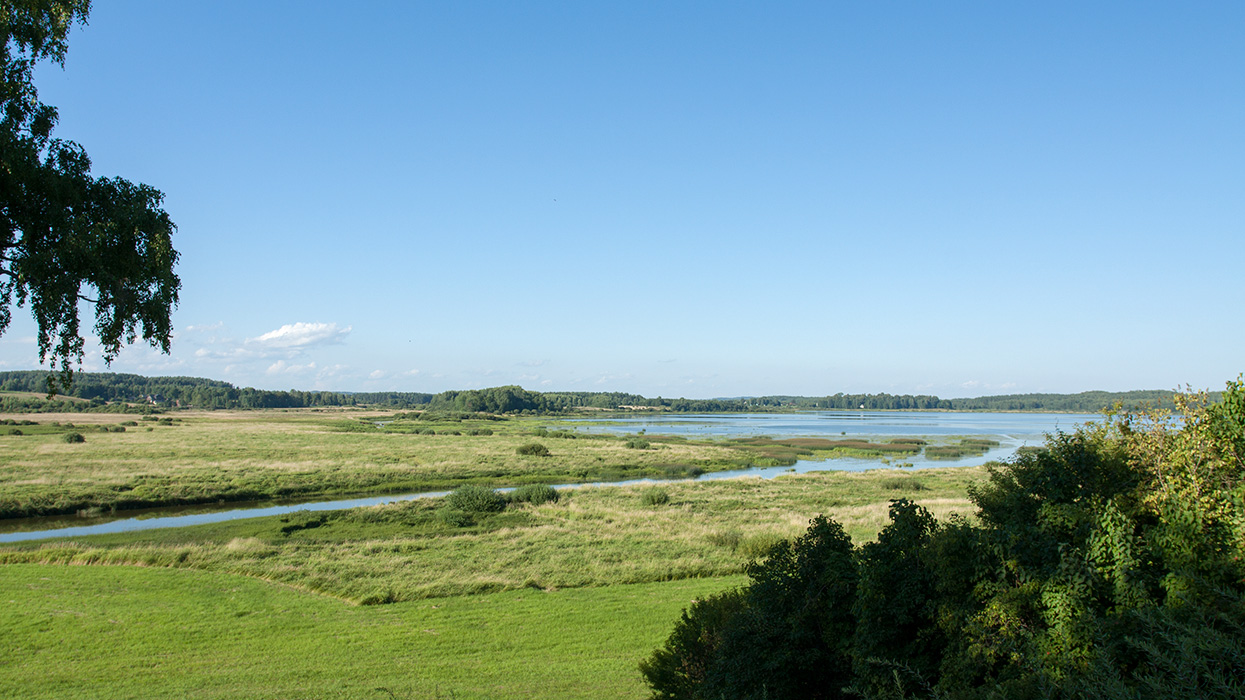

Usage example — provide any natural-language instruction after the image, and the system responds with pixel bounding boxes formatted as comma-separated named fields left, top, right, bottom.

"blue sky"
left=2, top=1, right=1241, bottom=398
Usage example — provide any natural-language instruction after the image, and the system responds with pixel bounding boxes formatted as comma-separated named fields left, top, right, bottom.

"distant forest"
left=0, top=371, right=1197, bottom=414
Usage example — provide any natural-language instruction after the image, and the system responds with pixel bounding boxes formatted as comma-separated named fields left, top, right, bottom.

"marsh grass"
left=0, top=412, right=753, bottom=518
left=1, top=467, right=981, bottom=603
left=925, top=437, right=1002, bottom=460
left=732, top=436, right=924, bottom=464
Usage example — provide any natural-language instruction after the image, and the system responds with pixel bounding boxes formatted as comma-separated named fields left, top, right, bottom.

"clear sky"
left=2, top=1, right=1241, bottom=398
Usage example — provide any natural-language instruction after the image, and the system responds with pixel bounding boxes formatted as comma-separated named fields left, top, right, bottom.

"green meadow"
left=0, top=409, right=986, bottom=698
left=2, top=563, right=747, bottom=700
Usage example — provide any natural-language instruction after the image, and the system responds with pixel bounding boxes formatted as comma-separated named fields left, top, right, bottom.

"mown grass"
left=0, top=411, right=755, bottom=518
left=1, top=467, right=981, bottom=603
left=1, top=563, right=744, bottom=700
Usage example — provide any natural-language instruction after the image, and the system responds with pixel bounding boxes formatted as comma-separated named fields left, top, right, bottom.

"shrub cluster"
left=515, top=442, right=550, bottom=457
left=641, top=487, right=670, bottom=506
left=444, top=484, right=506, bottom=513
left=508, top=484, right=559, bottom=505
left=62, top=432, right=85, bottom=443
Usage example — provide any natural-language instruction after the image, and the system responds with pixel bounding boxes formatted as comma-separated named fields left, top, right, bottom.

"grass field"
left=1, top=409, right=990, bottom=698
left=1, top=563, right=746, bottom=699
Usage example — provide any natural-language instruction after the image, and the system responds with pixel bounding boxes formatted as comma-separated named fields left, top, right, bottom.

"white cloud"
left=369, top=369, right=386, bottom=379
left=266, top=360, right=318, bottom=375
left=250, top=322, right=350, bottom=350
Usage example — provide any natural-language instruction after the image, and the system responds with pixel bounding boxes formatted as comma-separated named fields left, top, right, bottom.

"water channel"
left=0, top=410, right=1100, bottom=543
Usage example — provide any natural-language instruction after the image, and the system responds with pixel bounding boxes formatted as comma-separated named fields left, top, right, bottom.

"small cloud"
left=403, top=369, right=421, bottom=376
left=266, top=360, right=318, bottom=376
left=369, top=370, right=386, bottom=379
left=518, top=359, right=548, bottom=368
left=250, top=322, right=350, bottom=349
left=184, top=322, right=225, bottom=332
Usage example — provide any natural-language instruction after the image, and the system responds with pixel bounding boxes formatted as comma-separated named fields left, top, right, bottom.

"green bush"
left=509, top=484, right=559, bottom=505
left=4, top=427, right=22, bottom=436
left=641, top=487, right=670, bottom=506
left=444, top=485, right=506, bottom=513
left=516, top=442, right=550, bottom=457
left=624, top=437, right=651, bottom=450
left=62, top=432, right=85, bottom=443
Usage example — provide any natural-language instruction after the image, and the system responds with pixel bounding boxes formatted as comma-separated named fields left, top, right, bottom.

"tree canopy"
left=1, top=0, right=180, bottom=391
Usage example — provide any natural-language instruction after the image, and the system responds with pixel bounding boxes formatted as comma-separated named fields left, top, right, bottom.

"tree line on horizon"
left=0, top=370, right=1194, bottom=414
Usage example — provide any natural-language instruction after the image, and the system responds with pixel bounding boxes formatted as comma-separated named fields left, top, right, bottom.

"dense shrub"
left=509, top=484, right=559, bottom=505
left=515, top=442, right=550, bottom=457
left=62, top=432, right=85, bottom=443
left=444, top=485, right=506, bottom=513
left=641, top=487, right=670, bottom=506
left=624, top=437, right=651, bottom=450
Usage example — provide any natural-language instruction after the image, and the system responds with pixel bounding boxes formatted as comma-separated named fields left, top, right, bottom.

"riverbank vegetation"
left=641, top=378, right=1245, bottom=699
left=0, top=409, right=1008, bottom=520
left=0, top=411, right=756, bottom=519
left=0, top=467, right=980, bottom=602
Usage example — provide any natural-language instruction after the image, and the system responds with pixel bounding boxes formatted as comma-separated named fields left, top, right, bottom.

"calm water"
left=0, top=410, right=1099, bottom=542
left=567, top=410, right=1095, bottom=439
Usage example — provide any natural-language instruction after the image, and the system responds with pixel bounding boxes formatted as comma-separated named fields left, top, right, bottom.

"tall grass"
left=1, top=467, right=981, bottom=603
